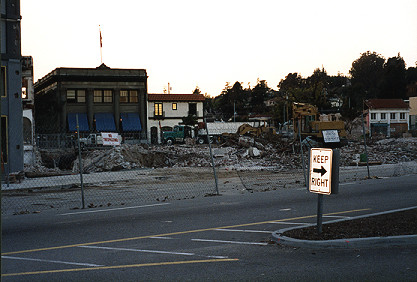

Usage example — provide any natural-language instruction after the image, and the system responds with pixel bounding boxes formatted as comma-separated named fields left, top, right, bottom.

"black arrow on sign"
left=313, top=166, right=327, bottom=176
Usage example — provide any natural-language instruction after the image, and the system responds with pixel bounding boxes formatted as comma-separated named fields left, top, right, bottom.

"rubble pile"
left=29, top=136, right=417, bottom=174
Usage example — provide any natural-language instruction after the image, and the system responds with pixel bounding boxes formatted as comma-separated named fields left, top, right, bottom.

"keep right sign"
left=309, top=148, right=333, bottom=195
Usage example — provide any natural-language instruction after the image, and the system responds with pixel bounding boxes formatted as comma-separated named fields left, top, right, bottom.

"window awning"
left=95, top=113, right=116, bottom=132
left=121, top=113, right=142, bottom=132
left=68, top=113, right=89, bottom=132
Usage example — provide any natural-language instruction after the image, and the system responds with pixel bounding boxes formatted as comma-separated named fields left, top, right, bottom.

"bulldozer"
left=237, top=122, right=277, bottom=138
left=292, top=102, right=346, bottom=143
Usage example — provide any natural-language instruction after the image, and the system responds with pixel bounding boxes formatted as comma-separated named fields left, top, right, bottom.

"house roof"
left=148, top=94, right=205, bottom=102
left=365, top=99, right=409, bottom=109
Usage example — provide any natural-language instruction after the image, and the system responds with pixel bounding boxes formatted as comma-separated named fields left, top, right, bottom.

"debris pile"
left=27, top=136, right=417, bottom=174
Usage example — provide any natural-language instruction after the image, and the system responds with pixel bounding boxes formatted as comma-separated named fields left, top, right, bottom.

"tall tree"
left=380, top=54, right=406, bottom=99
left=251, top=80, right=270, bottom=113
left=349, top=51, right=385, bottom=109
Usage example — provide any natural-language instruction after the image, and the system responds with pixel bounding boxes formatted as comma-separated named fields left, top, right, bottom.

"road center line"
left=192, top=239, right=268, bottom=246
left=2, top=208, right=370, bottom=256
left=59, top=203, right=170, bottom=216
left=1, top=256, right=103, bottom=267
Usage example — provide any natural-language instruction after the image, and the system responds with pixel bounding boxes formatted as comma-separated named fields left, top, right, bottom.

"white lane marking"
left=192, top=239, right=268, bottom=246
left=214, top=229, right=272, bottom=234
left=1, top=256, right=103, bottom=267
left=78, top=245, right=228, bottom=259
left=323, top=215, right=351, bottom=218
left=279, top=208, right=292, bottom=211
left=59, top=203, right=170, bottom=216
left=149, top=236, right=175, bottom=240
left=269, top=222, right=311, bottom=225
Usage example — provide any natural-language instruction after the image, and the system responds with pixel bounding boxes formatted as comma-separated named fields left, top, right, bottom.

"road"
left=2, top=174, right=417, bottom=281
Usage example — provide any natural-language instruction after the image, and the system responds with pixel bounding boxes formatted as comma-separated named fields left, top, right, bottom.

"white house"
left=365, top=99, right=409, bottom=137
left=147, top=93, right=205, bottom=143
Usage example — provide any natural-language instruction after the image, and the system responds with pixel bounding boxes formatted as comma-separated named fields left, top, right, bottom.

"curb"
left=271, top=206, right=417, bottom=249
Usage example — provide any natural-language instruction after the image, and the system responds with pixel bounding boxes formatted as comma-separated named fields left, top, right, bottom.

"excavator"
left=292, top=102, right=346, bottom=144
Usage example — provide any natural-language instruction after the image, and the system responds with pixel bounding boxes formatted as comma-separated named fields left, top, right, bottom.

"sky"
left=21, top=0, right=417, bottom=97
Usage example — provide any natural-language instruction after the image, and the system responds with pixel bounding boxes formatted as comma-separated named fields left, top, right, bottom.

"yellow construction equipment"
left=292, top=102, right=346, bottom=140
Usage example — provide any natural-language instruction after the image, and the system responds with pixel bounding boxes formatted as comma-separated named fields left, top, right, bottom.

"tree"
left=349, top=51, right=385, bottom=102
left=192, top=86, right=201, bottom=95
left=278, top=73, right=304, bottom=92
left=380, top=54, right=407, bottom=99
left=250, top=79, right=270, bottom=113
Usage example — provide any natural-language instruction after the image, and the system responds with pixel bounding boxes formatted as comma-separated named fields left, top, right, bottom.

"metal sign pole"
left=76, top=115, right=85, bottom=209
left=317, top=194, right=323, bottom=234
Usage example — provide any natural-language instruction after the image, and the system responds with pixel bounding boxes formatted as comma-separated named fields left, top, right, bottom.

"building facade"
left=365, top=99, right=410, bottom=137
left=147, top=93, right=205, bottom=143
left=408, top=97, right=417, bottom=131
left=34, top=64, right=148, bottom=146
left=1, top=0, right=24, bottom=173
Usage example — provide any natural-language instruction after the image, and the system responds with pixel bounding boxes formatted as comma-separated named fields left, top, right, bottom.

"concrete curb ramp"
left=271, top=206, right=417, bottom=249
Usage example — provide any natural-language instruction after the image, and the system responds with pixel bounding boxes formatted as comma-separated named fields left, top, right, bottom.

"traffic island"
left=272, top=207, right=417, bottom=248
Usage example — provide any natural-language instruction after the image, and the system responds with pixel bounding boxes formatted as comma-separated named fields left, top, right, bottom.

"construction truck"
left=163, top=121, right=278, bottom=145
left=197, top=122, right=249, bottom=144
left=292, top=102, right=346, bottom=144
left=162, top=125, right=195, bottom=145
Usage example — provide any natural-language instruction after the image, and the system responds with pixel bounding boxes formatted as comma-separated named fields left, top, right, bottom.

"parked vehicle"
left=162, top=125, right=194, bottom=145
left=79, top=133, right=121, bottom=147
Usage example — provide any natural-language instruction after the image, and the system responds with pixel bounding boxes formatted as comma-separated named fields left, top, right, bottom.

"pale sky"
left=21, top=0, right=417, bottom=97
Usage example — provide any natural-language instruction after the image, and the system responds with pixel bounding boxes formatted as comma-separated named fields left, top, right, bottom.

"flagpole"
left=99, top=25, right=103, bottom=64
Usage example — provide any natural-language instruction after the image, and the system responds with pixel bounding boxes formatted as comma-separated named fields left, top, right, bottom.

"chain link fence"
left=2, top=123, right=417, bottom=215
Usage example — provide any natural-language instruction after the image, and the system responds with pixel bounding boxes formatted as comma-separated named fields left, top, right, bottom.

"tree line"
left=201, top=51, right=417, bottom=124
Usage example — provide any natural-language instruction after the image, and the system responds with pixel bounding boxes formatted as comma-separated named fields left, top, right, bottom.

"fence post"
left=204, top=117, right=219, bottom=195
left=298, top=118, right=307, bottom=186
left=361, top=104, right=371, bottom=179
left=76, top=115, right=85, bottom=209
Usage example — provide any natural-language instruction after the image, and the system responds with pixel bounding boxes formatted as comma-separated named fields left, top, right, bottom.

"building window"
left=94, top=90, right=113, bottom=103
left=154, top=103, right=163, bottom=116
left=94, top=90, right=102, bottom=103
left=172, top=103, right=177, bottom=110
left=120, top=90, right=138, bottom=103
left=130, top=90, right=138, bottom=103
left=400, top=113, right=406, bottom=120
left=390, top=113, right=396, bottom=120
left=67, top=90, right=86, bottom=103
left=77, top=90, right=86, bottom=103
left=104, top=90, right=112, bottom=102
left=380, top=113, right=386, bottom=120
left=370, top=113, right=376, bottom=120
left=67, top=90, right=76, bottom=103
left=1, top=66, right=6, bottom=97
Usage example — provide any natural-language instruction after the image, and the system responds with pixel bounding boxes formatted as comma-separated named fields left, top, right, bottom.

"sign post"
left=309, top=148, right=339, bottom=234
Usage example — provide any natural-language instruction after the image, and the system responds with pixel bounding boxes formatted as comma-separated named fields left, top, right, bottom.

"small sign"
left=309, top=148, right=333, bottom=195
left=322, top=130, right=340, bottom=143
left=102, top=132, right=121, bottom=146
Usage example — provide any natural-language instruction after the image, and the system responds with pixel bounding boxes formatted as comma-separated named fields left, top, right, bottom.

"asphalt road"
left=2, top=174, right=417, bottom=281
